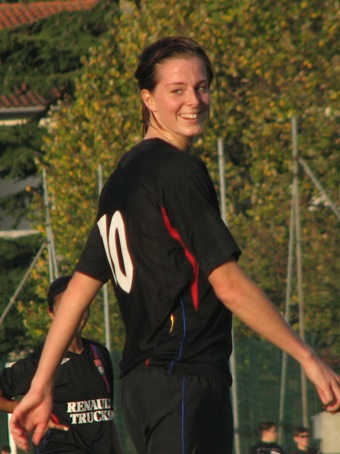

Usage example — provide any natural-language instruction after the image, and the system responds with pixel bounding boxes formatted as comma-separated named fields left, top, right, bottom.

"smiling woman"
left=140, top=57, right=211, bottom=150
left=134, top=36, right=214, bottom=138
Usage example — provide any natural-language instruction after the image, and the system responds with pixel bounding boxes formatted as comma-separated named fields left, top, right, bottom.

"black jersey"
left=0, top=339, right=116, bottom=454
left=249, top=442, right=286, bottom=454
left=77, top=138, right=241, bottom=382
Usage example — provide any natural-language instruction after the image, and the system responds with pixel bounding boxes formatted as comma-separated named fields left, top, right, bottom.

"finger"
left=10, top=431, right=29, bottom=453
left=32, top=422, right=48, bottom=446
left=13, top=437, right=29, bottom=453
left=50, top=423, right=69, bottom=432
left=9, top=428, right=30, bottom=452
left=323, top=399, right=340, bottom=414
left=48, top=413, right=69, bottom=431
left=9, top=414, right=29, bottom=450
left=318, top=386, right=340, bottom=413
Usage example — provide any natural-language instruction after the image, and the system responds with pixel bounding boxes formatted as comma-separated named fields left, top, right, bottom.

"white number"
left=97, top=211, right=133, bottom=293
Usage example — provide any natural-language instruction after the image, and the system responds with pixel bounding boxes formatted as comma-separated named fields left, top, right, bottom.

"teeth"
left=180, top=113, right=198, bottom=119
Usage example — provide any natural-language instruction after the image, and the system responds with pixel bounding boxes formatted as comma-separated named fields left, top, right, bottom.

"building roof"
left=0, top=0, right=100, bottom=30
left=0, top=1, right=100, bottom=118
left=0, top=86, right=64, bottom=121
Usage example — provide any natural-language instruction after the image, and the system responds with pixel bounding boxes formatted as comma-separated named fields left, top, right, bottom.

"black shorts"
left=121, top=365, right=233, bottom=454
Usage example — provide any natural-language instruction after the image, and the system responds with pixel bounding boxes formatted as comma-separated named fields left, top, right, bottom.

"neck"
left=144, top=125, right=193, bottom=152
left=68, top=334, right=84, bottom=354
left=261, top=437, right=274, bottom=444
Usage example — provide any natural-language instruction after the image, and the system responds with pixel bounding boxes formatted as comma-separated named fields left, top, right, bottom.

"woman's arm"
left=209, top=259, right=340, bottom=412
left=10, top=272, right=103, bottom=451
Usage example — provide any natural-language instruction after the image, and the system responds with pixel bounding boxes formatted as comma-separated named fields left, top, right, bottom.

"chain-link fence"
left=0, top=334, right=337, bottom=453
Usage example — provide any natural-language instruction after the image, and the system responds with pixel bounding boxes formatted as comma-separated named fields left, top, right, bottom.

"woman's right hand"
left=9, top=387, right=53, bottom=452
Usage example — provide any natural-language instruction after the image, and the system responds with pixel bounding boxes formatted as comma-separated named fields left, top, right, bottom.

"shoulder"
left=136, top=138, right=204, bottom=171
left=5, top=345, right=43, bottom=367
left=83, top=338, right=111, bottom=361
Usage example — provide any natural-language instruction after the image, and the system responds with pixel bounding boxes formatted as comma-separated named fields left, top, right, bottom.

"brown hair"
left=259, top=421, right=276, bottom=435
left=134, top=36, right=214, bottom=135
left=47, top=275, right=72, bottom=311
left=293, top=426, right=309, bottom=437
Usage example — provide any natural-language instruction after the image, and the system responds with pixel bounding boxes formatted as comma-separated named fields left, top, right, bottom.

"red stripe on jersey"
left=161, top=206, right=199, bottom=311
left=50, top=412, right=61, bottom=424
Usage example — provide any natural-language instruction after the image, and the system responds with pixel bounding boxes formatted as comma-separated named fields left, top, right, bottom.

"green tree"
left=0, top=1, right=117, bottom=95
left=0, top=234, right=43, bottom=356
left=0, top=0, right=120, bottom=355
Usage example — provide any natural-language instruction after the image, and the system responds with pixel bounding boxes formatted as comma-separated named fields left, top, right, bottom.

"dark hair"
left=1, top=445, right=11, bottom=453
left=259, top=421, right=276, bottom=434
left=47, top=276, right=72, bottom=311
left=134, top=36, right=214, bottom=135
left=293, top=426, right=309, bottom=437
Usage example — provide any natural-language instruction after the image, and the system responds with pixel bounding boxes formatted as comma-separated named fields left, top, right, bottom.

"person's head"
left=293, top=426, right=310, bottom=451
left=47, top=276, right=89, bottom=332
left=259, top=421, right=278, bottom=443
left=1, top=444, right=11, bottom=454
left=135, top=36, right=214, bottom=148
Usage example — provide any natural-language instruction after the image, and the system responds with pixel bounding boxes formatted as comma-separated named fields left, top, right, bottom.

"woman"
left=10, top=37, right=340, bottom=454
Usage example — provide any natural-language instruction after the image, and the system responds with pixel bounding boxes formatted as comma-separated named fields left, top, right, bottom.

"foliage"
left=0, top=0, right=121, bottom=355
left=0, top=0, right=117, bottom=96
left=0, top=0, right=119, bottom=221
left=0, top=234, right=43, bottom=355
left=0, top=119, right=45, bottom=227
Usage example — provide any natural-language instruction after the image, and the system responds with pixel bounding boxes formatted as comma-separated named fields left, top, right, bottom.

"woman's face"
left=141, top=56, right=210, bottom=150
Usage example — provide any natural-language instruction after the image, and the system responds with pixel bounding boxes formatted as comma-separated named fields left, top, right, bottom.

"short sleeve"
left=75, top=223, right=111, bottom=283
left=162, top=157, right=241, bottom=276
left=0, top=349, right=41, bottom=398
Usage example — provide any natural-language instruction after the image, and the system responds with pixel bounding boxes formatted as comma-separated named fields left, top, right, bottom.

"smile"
left=179, top=113, right=199, bottom=119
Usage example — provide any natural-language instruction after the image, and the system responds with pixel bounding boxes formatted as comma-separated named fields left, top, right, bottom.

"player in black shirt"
left=292, top=427, right=321, bottom=454
left=249, top=422, right=286, bottom=454
left=10, top=37, right=340, bottom=454
left=0, top=276, right=122, bottom=454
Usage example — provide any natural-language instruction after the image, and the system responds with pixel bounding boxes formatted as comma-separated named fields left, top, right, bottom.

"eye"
left=197, top=85, right=209, bottom=93
left=172, top=88, right=183, bottom=94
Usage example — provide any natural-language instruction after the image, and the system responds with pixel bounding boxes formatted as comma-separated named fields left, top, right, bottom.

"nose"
left=185, top=88, right=200, bottom=106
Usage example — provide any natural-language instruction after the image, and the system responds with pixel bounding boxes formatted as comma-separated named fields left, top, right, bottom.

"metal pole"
left=218, top=137, right=227, bottom=224
left=42, top=168, right=59, bottom=280
left=217, top=138, right=240, bottom=454
left=98, top=164, right=111, bottom=351
left=278, top=200, right=295, bottom=444
left=298, top=157, right=340, bottom=222
left=0, top=242, right=46, bottom=327
left=292, top=117, right=308, bottom=427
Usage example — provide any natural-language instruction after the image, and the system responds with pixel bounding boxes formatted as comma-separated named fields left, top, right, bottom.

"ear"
left=141, top=89, right=156, bottom=112
left=48, top=308, right=54, bottom=320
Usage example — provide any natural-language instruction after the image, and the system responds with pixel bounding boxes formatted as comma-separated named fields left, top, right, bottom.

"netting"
left=0, top=336, right=334, bottom=453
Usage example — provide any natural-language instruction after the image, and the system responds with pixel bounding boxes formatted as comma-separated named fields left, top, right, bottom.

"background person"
left=249, top=421, right=286, bottom=454
left=0, top=444, right=11, bottom=454
left=292, top=427, right=320, bottom=454
left=9, top=36, right=340, bottom=454
left=0, top=276, right=123, bottom=454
